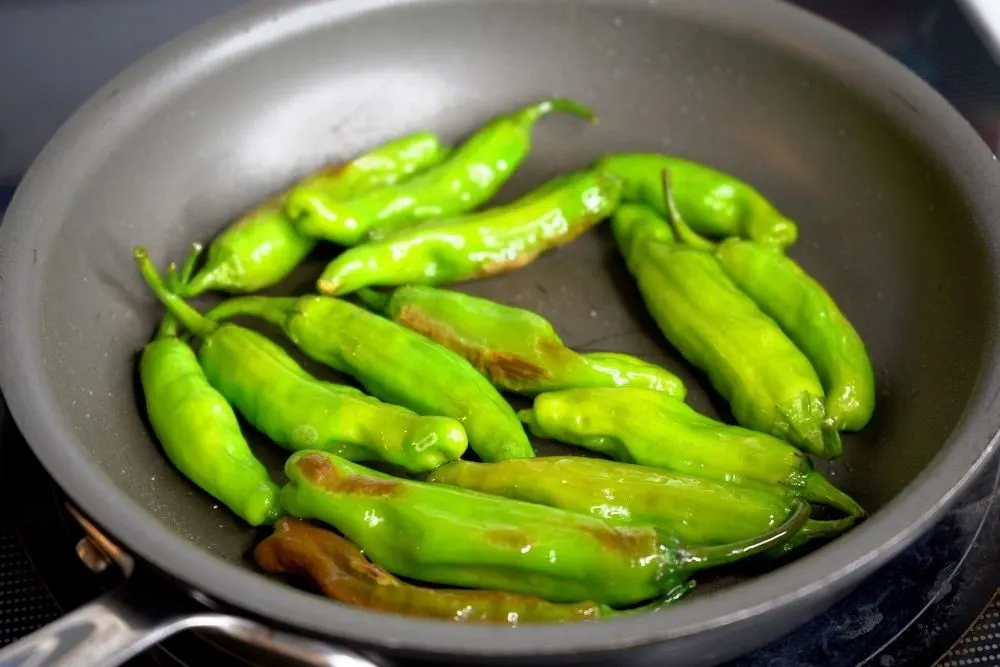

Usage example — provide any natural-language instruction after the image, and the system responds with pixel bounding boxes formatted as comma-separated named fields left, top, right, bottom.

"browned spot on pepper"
left=483, top=528, right=534, bottom=550
left=477, top=251, right=541, bottom=279
left=579, top=523, right=658, bottom=557
left=295, top=453, right=403, bottom=497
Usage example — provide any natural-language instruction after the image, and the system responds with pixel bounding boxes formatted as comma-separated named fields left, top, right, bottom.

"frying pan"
left=1, top=0, right=999, bottom=665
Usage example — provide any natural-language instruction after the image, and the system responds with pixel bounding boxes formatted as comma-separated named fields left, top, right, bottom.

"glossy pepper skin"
left=598, top=153, right=798, bottom=248
left=428, top=457, right=851, bottom=547
left=355, top=285, right=685, bottom=397
left=138, top=250, right=281, bottom=526
left=183, top=132, right=448, bottom=296
left=206, top=294, right=532, bottom=462
left=612, top=202, right=841, bottom=458
left=281, top=451, right=809, bottom=606
left=254, top=517, right=615, bottom=624
left=518, top=388, right=864, bottom=519
left=315, top=168, right=622, bottom=296
left=714, top=239, right=875, bottom=431
left=285, top=98, right=594, bottom=246
left=135, top=248, right=467, bottom=474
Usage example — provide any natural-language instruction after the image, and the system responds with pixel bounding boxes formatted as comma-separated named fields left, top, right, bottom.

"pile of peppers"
left=132, top=98, right=876, bottom=625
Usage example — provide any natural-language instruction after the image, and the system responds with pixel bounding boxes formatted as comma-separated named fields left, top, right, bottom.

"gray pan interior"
left=2, top=0, right=1000, bottom=663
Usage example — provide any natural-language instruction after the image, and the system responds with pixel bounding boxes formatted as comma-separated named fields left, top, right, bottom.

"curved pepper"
left=285, top=98, right=594, bottom=246
left=135, top=248, right=467, bottom=474
left=184, top=132, right=448, bottom=296
left=315, top=168, right=622, bottom=296
left=254, top=517, right=616, bottom=624
left=598, top=152, right=798, bottom=248
left=355, top=285, right=685, bottom=397
left=281, top=451, right=810, bottom=606
left=139, top=250, right=281, bottom=526
left=206, top=294, right=532, bottom=462
left=713, top=239, right=875, bottom=431
left=612, top=201, right=841, bottom=458
left=518, top=388, right=864, bottom=519
left=428, top=456, right=854, bottom=547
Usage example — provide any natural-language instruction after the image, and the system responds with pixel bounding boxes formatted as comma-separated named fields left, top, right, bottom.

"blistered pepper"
left=612, top=201, right=841, bottom=458
left=281, top=451, right=809, bottom=606
left=428, top=456, right=853, bottom=547
left=254, top=517, right=615, bottom=624
left=518, top=388, right=864, bottom=519
left=206, top=294, right=532, bottom=461
left=355, top=285, right=685, bottom=397
left=183, top=132, right=448, bottom=296
left=285, top=98, right=594, bottom=246
left=139, top=249, right=281, bottom=526
left=135, top=248, right=467, bottom=473
left=598, top=152, right=798, bottom=248
left=315, top=168, right=622, bottom=296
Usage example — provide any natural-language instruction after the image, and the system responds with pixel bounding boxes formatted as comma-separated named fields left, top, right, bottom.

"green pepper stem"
left=516, top=98, right=596, bottom=125
left=205, top=296, right=299, bottom=329
left=802, top=472, right=866, bottom=518
left=674, top=501, right=811, bottom=572
left=354, top=288, right=392, bottom=314
left=660, top=169, right=716, bottom=251
left=134, top=247, right=218, bottom=339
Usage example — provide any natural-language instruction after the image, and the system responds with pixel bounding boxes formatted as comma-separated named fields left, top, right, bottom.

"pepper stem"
left=354, top=288, right=392, bottom=314
left=205, top=296, right=299, bottom=329
left=674, top=501, right=812, bottom=572
left=802, top=472, right=866, bottom=518
left=660, top=169, right=716, bottom=251
left=516, top=98, right=597, bottom=125
left=134, top=246, right=217, bottom=339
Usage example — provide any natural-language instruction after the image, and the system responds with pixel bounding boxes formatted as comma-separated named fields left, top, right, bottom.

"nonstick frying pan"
left=2, top=0, right=1000, bottom=665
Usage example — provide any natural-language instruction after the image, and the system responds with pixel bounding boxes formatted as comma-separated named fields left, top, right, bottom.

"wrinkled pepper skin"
left=612, top=203, right=841, bottom=458
left=316, top=168, right=622, bottom=296
left=518, top=388, right=864, bottom=519
left=139, top=254, right=281, bottom=526
left=184, top=132, right=448, bottom=296
left=281, top=451, right=809, bottom=606
left=206, top=294, right=532, bottom=462
left=356, top=285, right=686, bottom=397
left=598, top=153, right=798, bottom=248
left=286, top=98, right=594, bottom=246
left=254, top=517, right=614, bottom=624
left=135, top=249, right=467, bottom=474
left=714, top=239, right=876, bottom=431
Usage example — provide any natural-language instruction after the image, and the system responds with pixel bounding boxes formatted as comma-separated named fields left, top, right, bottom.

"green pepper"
left=254, top=517, right=618, bottom=624
left=135, top=248, right=467, bottom=474
left=315, top=168, right=622, bottom=296
left=598, top=153, right=798, bottom=248
left=612, top=200, right=841, bottom=458
left=518, top=388, right=864, bottom=518
left=428, top=456, right=854, bottom=547
left=281, top=451, right=810, bottom=606
left=183, top=132, right=449, bottom=296
left=355, top=285, right=685, bottom=397
left=138, top=249, right=281, bottom=526
left=205, top=294, right=532, bottom=462
left=285, top=98, right=594, bottom=246
left=712, top=239, right=876, bottom=431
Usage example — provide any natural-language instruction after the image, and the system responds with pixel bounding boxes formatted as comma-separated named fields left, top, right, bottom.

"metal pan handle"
left=0, top=574, right=388, bottom=667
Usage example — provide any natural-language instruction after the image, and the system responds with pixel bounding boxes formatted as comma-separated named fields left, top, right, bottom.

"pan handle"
left=0, top=574, right=389, bottom=667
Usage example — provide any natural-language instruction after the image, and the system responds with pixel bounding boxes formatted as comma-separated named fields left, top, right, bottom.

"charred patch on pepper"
left=579, top=524, right=659, bottom=558
left=296, top=453, right=403, bottom=497
left=483, top=527, right=535, bottom=551
left=477, top=251, right=542, bottom=279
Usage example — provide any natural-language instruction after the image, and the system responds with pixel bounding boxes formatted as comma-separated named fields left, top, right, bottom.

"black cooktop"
left=2, top=1, right=1000, bottom=665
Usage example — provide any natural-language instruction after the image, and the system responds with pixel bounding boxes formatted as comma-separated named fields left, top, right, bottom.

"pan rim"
left=2, top=0, right=1000, bottom=658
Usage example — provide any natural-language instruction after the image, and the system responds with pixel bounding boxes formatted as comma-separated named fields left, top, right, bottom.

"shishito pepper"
left=135, top=248, right=467, bottom=473
left=254, top=517, right=615, bottom=624
left=598, top=152, right=798, bottom=248
left=355, top=285, right=686, bottom=397
left=139, top=249, right=281, bottom=526
left=206, top=294, right=532, bottom=461
left=713, top=239, right=875, bottom=432
left=518, top=388, right=863, bottom=518
left=280, top=451, right=810, bottom=606
left=285, top=98, right=594, bottom=246
left=612, top=201, right=841, bottom=458
left=428, top=457, right=854, bottom=547
left=315, top=168, right=622, bottom=296
left=183, top=132, right=449, bottom=296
